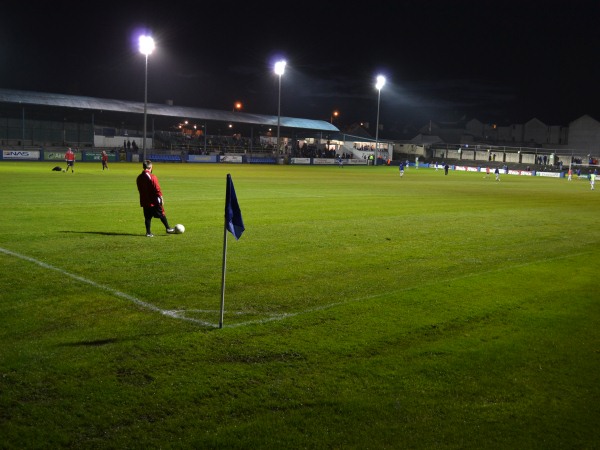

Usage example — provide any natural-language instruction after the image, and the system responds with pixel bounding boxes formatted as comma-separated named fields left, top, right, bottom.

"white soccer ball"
left=175, top=224, right=185, bottom=234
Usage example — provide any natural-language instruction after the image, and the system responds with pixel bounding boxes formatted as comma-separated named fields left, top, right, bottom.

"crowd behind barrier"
left=153, top=131, right=279, bottom=155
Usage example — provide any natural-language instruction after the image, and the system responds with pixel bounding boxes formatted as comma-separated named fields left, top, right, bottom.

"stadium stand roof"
left=0, top=88, right=339, bottom=133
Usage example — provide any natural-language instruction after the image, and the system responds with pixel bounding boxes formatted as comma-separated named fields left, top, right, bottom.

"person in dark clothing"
left=136, top=160, right=175, bottom=237
left=101, top=150, right=109, bottom=170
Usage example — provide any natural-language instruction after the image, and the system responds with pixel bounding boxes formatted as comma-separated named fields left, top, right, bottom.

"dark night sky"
left=1, top=0, right=598, bottom=135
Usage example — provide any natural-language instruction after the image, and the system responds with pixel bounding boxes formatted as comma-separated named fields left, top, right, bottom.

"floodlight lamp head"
left=375, top=75, right=386, bottom=91
left=274, top=60, right=286, bottom=76
left=139, top=35, right=155, bottom=56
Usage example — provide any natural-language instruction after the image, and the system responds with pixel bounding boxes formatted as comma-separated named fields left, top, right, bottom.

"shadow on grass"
left=58, top=333, right=176, bottom=347
left=59, top=338, right=120, bottom=347
left=60, top=231, right=142, bottom=237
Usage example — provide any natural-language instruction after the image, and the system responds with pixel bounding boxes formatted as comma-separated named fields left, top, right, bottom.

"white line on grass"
left=1, top=246, right=591, bottom=329
left=220, top=250, right=594, bottom=327
left=0, top=246, right=218, bottom=328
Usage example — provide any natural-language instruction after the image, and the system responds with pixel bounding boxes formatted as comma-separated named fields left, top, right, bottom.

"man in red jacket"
left=101, top=150, right=109, bottom=170
left=136, top=160, right=175, bottom=237
left=65, top=147, right=75, bottom=173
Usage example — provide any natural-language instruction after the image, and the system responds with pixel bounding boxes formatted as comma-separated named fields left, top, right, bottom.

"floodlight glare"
left=274, top=60, right=286, bottom=76
left=139, top=35, right=155, bottom=56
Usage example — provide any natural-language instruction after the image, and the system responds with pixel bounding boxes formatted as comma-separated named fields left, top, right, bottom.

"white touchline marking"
left=0, top=245, right=319, bottom=328
left=0, top=246, right=217, bottom=328
left=222, top=250, right=592, bottom=327
left=1, top=247, right=589, bottom=329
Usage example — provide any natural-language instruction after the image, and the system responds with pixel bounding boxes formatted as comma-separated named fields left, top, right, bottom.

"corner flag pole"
left=219, top=223, right=228, bottom=329
left=219, top=174, right=245, bottom=329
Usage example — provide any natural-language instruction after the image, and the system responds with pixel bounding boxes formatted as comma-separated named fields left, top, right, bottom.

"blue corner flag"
left=225, top=174, right=245, bottom=240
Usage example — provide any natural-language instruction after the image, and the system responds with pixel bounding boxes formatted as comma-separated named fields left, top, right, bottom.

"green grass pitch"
left=0, top=161, right=598, bottom=448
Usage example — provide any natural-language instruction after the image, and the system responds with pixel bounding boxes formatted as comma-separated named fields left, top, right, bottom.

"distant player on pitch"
left=101, top=150, right=109, bottom=170
left=65, top=147, right=75, bottom=173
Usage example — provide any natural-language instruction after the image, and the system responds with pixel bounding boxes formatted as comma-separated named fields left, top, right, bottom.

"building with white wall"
left=567, top=115, right=600, bottom=152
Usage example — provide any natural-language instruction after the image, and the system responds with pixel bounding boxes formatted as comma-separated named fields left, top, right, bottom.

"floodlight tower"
left=374, top=75, right=386, bottom=165
left=139, top=35, right=155, bottom=162
left=274, top=60, right=286, bottom=154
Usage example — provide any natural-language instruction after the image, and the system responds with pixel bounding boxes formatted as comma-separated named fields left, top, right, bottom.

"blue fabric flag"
left=225, top=174, right=245, bottom=240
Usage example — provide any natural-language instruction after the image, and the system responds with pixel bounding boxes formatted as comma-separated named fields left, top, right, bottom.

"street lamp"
left=274, top=60, right=286, bottom=154
left=331, top=110, right=339, bottom=124
left=374, top=74, right=386, bottom=165
left=139, top=35, right=155, bottom=162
